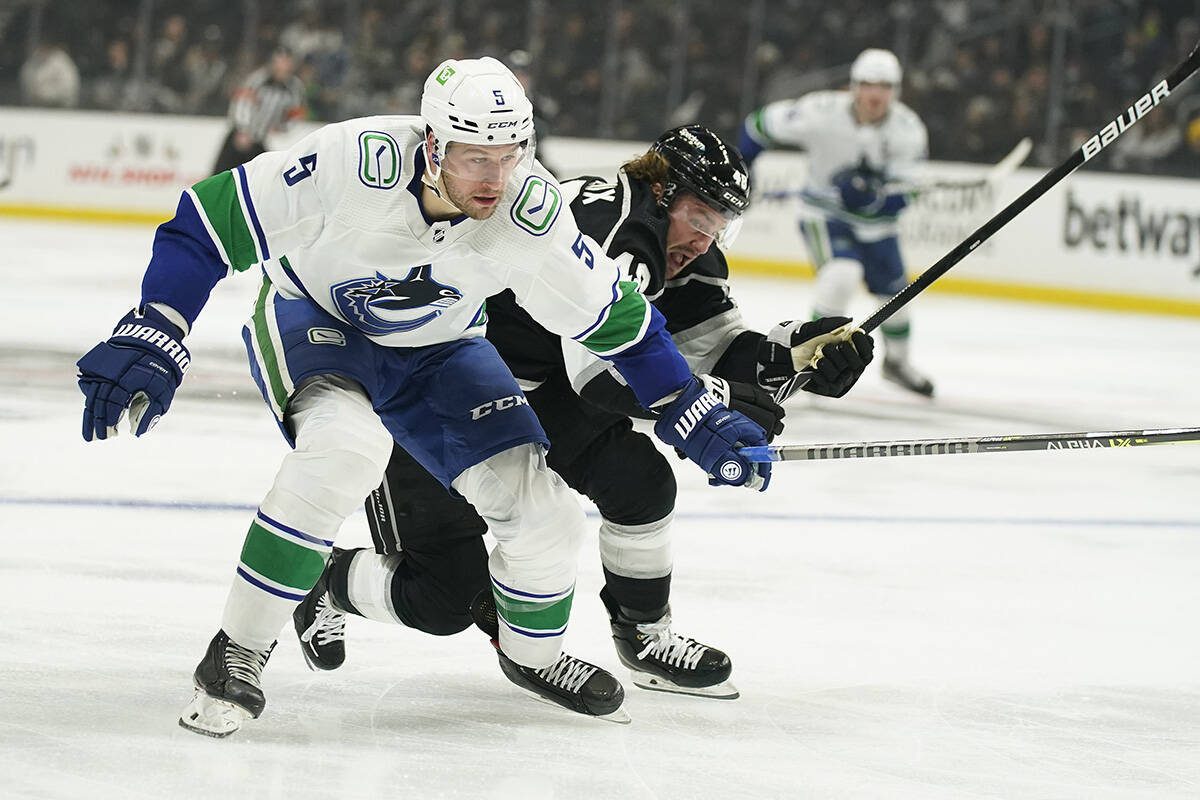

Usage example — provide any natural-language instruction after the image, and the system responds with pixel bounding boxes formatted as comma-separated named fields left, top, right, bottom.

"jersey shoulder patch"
left=357, top=130, right=402, bottom=189
left=510, top=174, right=563, bottom=236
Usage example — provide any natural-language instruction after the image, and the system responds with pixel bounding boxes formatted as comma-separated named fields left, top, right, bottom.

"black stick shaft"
left=740, top=427, right=1200, bottom=463
left=774, top=39, right=1200, bottom=402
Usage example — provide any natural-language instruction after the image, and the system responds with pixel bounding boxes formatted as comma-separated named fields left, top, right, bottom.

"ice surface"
left=2, top=218, right=1199, bottom=799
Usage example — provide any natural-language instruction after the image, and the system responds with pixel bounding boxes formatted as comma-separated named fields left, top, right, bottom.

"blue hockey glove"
left=654, top=376, right=771, bottom=491
left=77, top=306, right=191, bottom=441
left=832, top=165, right=908, bottom=217
left=832, top=166, right=884, bottom=212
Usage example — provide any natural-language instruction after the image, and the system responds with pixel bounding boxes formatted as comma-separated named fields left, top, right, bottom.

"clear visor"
left=438, top=137, right=536, bottom=184
left=667, top=199, right=744, bottom=249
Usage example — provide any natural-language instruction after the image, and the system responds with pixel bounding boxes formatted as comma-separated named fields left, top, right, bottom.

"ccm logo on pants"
left=470, top=394, right=529, bottom=420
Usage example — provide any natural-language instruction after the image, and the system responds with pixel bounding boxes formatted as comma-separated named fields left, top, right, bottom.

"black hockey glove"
left=698, top=374, right=785, bottom=441
left=757, top=316, right=874, bottom=399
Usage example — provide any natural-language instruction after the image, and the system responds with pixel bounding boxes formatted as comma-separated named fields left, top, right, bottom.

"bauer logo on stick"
left=1081, top=79, right=1170, bottom=162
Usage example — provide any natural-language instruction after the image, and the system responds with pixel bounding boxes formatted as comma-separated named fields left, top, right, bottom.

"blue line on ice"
left=3, top=496, right=1198, bottom=528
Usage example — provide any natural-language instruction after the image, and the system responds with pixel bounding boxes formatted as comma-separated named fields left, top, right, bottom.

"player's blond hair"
left=620, top=150, right=670, bottom=186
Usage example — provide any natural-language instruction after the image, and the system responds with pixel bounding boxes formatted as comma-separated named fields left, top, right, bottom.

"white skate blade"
left=512, top=685, right=632, bottom=724
left=178, top=690, right=252, bottom=738
left=628, top=670, right=740, bottom=700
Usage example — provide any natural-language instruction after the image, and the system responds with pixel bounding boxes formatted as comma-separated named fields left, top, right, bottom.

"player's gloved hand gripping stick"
left=757, top=316, right=874, bottom=399
left=655, top=376, right=771, bottom=491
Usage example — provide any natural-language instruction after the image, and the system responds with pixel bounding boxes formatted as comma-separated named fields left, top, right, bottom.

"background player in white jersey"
left=75, top=57, right=771, bottom=736
left=292, top=125, right=873, bottom=706
left=739, top=47, right=935, bottom=396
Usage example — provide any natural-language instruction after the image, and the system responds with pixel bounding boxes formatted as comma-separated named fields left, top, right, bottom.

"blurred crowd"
left=2, top=0, right=1197, bottom=177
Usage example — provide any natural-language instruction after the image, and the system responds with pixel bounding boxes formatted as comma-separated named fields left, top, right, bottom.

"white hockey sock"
left=811, top=258, right=863, bottom=318
left=342, top=550, right=405, bottom=625
left=453, top=444, right=585, bottom=669
left=220, top=378, right=393, bottom=650
left=598, top=512, right=674, bottom=581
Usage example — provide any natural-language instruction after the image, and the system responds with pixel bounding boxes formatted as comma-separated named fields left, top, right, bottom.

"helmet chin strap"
left=420, top=138, right=464, bottom=214
left=420, top=170, right=465, bottom=217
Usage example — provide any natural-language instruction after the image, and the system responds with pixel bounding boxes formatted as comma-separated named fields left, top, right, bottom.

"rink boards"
left=2, top=106, right=1199, bottom=315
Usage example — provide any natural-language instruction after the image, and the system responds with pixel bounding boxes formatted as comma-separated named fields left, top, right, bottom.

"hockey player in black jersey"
left=294, top=125, right=873, bottom=711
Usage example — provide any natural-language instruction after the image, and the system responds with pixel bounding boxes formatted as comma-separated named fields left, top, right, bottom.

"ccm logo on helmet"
left=487, top=121, right=519, bottom=129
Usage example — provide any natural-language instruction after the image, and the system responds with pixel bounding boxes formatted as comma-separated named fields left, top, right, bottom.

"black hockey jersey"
left=486, top=170, right=765, bottom=417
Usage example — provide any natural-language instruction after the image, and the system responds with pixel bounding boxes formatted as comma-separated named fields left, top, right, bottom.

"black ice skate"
left=601, top=587, right=738, bottom=699
left=882, top=357, right=935, bottom=398
left=179, top=629, right=276, bottom=738
left=293, top=548, right=347, bottom=671
left=470, top=590, right=629, bottom=724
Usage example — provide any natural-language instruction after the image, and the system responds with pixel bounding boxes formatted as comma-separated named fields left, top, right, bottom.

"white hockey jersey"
left=747, top=90, right=928, bottom=238
left=141, top=116, right=687, bottom=403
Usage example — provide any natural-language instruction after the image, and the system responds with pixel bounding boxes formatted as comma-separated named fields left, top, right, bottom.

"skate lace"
left=301, top=593, right=346, bottom=647
left=536, top=653, right=598, bottom=693
left=225, top=640, right=271, bottom=687
left=634, top=613, right=706, bottom=670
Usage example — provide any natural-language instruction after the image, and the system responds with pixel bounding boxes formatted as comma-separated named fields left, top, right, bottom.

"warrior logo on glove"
left=76, top=305, right=191, bottom=441
left=670, top=390, right=721, bottom=439
left=718, top=460, right=745, bottom=483
left=111, top=319, right=192, bottom=374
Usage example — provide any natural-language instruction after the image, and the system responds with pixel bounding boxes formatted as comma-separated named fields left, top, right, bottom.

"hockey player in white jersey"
left=739, top=47, right=935, bottom=396
left=75, top=57, right=771, bottom=736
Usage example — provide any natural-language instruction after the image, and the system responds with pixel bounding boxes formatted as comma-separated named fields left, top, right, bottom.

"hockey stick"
left=884, top=137, right=1032, bottom=195
left=761, top=138, right=1032, bottom=202
left=773, top=38, right=1200, bottom=405
left=739, top=426, right=1200, bottom=463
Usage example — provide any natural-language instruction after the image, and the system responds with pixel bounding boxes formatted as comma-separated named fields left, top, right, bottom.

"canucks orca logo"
left=331, top=265, right=462, bottom=335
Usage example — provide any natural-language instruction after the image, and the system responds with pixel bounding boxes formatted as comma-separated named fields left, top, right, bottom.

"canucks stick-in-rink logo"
left=331, top=265, right=462, bottom=335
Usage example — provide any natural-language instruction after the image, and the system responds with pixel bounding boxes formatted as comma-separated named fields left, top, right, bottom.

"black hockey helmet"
left=651, top=124, right=751, bottom=218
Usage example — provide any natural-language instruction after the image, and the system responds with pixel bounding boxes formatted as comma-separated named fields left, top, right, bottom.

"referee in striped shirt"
left=211, top=46, right=306, bottom=174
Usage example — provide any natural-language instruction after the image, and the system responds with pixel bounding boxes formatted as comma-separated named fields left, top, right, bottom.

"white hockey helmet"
left=421, top=56, right=536, bottom=182
left=850, top=48, right=902, bottom=86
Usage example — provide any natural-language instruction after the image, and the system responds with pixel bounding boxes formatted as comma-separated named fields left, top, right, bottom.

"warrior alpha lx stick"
left=739, top=426, right=1200, bottom=464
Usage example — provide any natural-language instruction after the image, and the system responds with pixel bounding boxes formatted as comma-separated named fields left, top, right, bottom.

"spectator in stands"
left=183, top=25, right=229, bottom=117
left=280, top=2, right=347, bottom=102
left=508, top=49, right=560, bottom=174
left=211, top=45, right=306, bottom=174
left=148, top=13, right=190, bottom=112
left=11, top=1, right=1199, bottom=181
left=1111, top=107, right=1183, bottom=175
left=20, top=39, right=81, bottom=108
left=89, top=38, right=134, bottom=111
